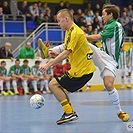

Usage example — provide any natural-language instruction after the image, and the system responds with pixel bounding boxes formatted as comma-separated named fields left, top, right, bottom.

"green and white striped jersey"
left=99, top=19, right=124, bottom=63
left=0, top=67, right=7, bottom=77
left=21, top=65, right=31, bottom=75
left=127, top=48, right=133, bottom=67
left=118, top=51, right=128, bottom=69
left=8, top=65, right=22, bottom=76
left=31, top=66, right=42, bottom=76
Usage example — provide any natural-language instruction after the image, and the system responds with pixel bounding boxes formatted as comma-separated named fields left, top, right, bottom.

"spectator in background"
left=93, top=4, right=102, bottom=16
left=127, top=5, right=133, bottom=18
left=84, top=3, right=94, bottom=17
left=37, top=12, right=45, bottom=25
left=0, top=6, right=3, bottom=19
left=2, top=0, right=12, bottom=19
left=45, top=8, right=53, bottom=21
left=29, top=2, right=39, bottom=21
left=19, top=42, right=35, bottom=59
left=64, top=1, right=70, bottom=10
left=0, top=42, right=14, bottom=61
left=77, top=16, right=86, bottom=27
left=119, top=11, right=131, bottom=36
left=37, top=1, right=42, bottom=15
left=74, top=8, right=83, bottom=24
left=18, top=0, right=32, bottom=21
left=55, top=1, right=65, bottom=14
left=84, top=10, right=93, bottom=25
left=86, top=25, right=93, bottom=35
left=41, top=2, right=50, bottom=15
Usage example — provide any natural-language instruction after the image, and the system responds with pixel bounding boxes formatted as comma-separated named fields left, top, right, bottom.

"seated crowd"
left=0, top=1, right=133, bottom=36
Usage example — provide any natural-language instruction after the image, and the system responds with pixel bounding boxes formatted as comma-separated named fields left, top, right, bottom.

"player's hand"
left=49, top=50, right=59, bottom=58
left=39, top=64, right=49, bottom=73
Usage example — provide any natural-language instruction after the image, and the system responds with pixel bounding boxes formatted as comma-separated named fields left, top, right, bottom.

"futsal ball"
left=30, top=94, right=45, bottom=109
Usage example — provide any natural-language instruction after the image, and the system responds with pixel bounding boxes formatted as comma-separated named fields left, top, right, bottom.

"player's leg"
left=11, top=78, right=19, bottom=95
left=0, top=80, right=8, bottom=96
left=22, top=79, right=30, bottom=95
left=102, top=68, right=130, bottom=122
left=49, top=72, right=93, bottom=124
left=5, top=79, right=14, bottom=96
left=31, top=79, right=41, bottom=94
left=49, top=78, right=78, bottom=124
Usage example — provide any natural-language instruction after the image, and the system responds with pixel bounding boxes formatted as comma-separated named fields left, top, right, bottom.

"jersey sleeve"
left=99, top=25, right=115, bottom=39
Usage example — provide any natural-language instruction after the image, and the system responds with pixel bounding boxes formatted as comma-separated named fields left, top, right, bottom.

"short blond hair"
left=56, top=9, right=73, bottom=21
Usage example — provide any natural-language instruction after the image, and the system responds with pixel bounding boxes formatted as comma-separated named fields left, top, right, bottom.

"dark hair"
left=102, top=4, right=120, bottom=19
left=35, top=60, right=40, bottom=64
left=15, top=59, right=20, bottom=62
left=23, top=59, right=29, bottom=63
left=1, top=60, right=6, bottom=64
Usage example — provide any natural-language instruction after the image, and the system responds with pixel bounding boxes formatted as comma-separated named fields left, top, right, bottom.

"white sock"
left=22, top=80, right=28, bottom=92
left=31, top=80, right=38, bottom=92
left=108, top=88, right=122, bottom=113
left=12, top=80, right=18, bottom=93
left=44, top=80, right=50, bottom=92
left=0, top=80, right=4, bottom=91
left=40, top=80, right=45, bottom=91
left=127, top=76, right=131, bottom=87
left=121, top=77, right=125, bottom=88
left=6, top=81, right=10, bottom=92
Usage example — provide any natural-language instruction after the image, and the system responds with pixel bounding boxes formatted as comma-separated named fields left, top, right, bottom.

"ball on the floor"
left=30, top=94, right=45, bottom=109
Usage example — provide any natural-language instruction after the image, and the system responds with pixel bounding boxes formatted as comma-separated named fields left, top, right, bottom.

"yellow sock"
left=69, top=103, right=74, bottom=112
left=60, top=99, right=73, bottom=114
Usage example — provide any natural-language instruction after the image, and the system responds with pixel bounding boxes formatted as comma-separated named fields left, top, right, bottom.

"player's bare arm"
left=39, top=50, right=71, bottom=73
left=86, top=34, right=102, bottom=41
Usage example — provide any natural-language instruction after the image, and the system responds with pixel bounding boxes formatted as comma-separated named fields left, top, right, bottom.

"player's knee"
left=49, top=78, right=57, bottom=91
left=104, top=82, right=113, bottom=91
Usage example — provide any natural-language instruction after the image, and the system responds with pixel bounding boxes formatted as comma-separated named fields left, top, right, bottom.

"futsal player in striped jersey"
left=8, top=59, right=23, bottom=95
left=126, top=47, right=133, bottom=89
left=118, top=48, right=128, bottom=89
left=31, top=60, right=47, bottom=94
left=21, top=59, right=32, bottom=95
left=0, top=61, right=14, bottom=96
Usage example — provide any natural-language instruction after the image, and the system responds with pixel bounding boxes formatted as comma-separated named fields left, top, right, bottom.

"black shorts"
left=55, top=72, right=93, bottom=92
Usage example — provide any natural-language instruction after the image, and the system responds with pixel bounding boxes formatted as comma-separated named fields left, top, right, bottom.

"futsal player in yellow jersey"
left=39, top=9, right=96, bottom=125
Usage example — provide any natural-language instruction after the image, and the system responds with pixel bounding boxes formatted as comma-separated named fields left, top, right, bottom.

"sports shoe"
left=2, top=91, right=8, bottom=96
left=38, top=38, right=49, bottom=59
left=34, top=91, right=42, bottom=94
left=56, top=111, right=78, bottom=125
left=14, top=91, right=19, bottom=95
left=117, top=111, right=130, bottom=122
left=24, top=91, right=32, bottom=95
left=8, top=91, right=15, bottom=96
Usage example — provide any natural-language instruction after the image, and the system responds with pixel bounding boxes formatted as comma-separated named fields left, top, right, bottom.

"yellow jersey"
left=64, top=23, right=96, bottom=77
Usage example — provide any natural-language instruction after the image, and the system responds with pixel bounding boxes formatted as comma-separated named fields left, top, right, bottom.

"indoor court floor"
left=0, top=90, right=132, bottom=133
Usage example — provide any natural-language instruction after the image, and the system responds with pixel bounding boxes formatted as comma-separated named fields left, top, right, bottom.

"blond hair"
left=56, top=9, right=73, bottom=21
